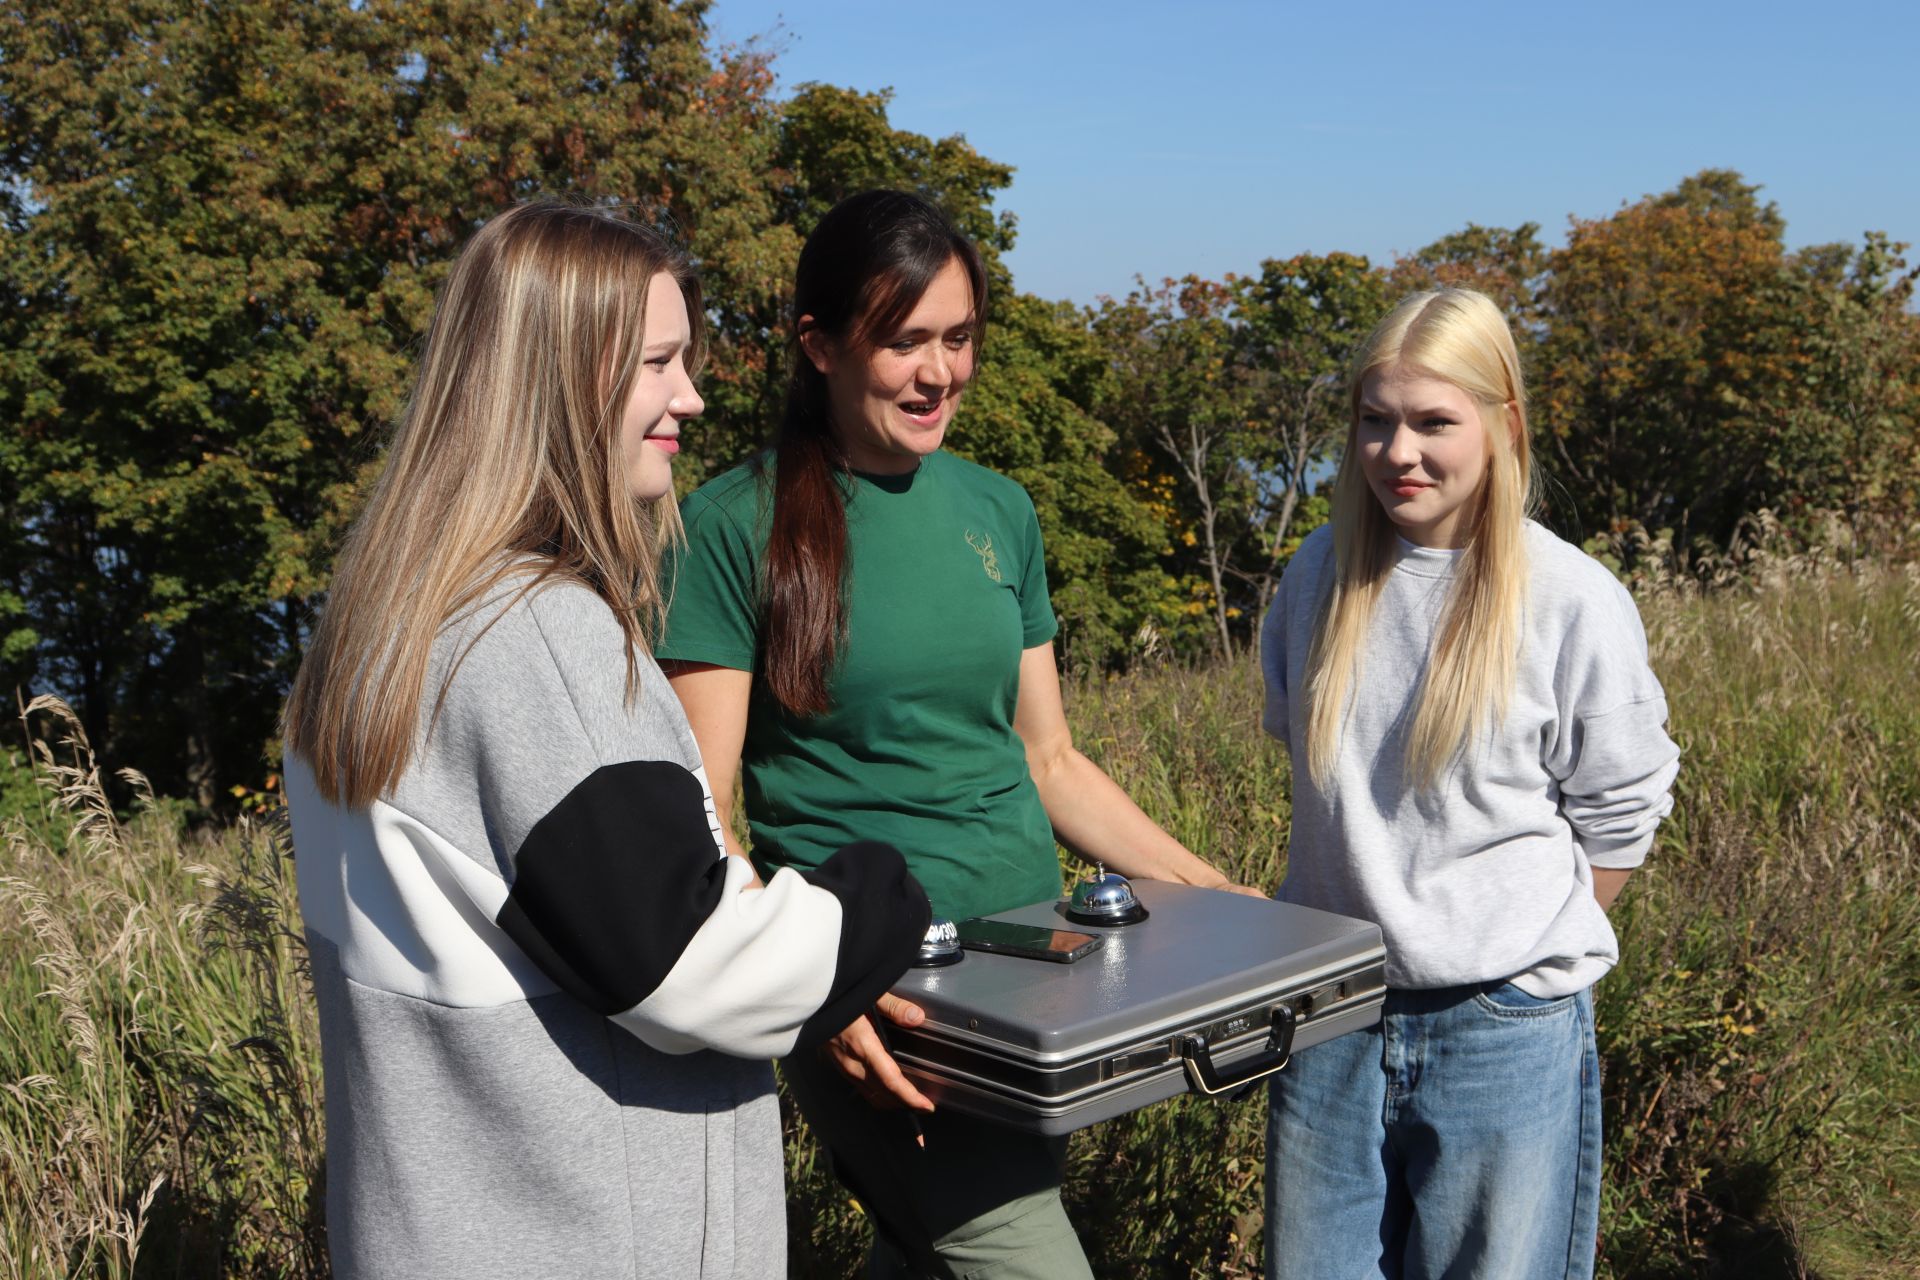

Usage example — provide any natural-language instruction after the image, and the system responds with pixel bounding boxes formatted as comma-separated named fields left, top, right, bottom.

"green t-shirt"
left=660, top=450, right=1061, bottom=922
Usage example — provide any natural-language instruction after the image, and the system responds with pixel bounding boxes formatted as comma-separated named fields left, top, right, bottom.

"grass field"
left=2, top=541, right=1916, bottom=1278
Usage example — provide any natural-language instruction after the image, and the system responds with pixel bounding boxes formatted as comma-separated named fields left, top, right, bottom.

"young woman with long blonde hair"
left=282, top=200, right=928, bottom=1279
left=1258, top=289, right=1679, bottom=1279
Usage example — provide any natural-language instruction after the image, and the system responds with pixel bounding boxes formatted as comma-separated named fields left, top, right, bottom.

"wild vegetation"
left=3, top=524, right=1915, bottom=1277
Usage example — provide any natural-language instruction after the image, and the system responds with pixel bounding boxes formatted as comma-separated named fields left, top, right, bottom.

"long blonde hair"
left=1304, top=289, right=1533, bottom=791
left=284, top=200, right=705, bottom=808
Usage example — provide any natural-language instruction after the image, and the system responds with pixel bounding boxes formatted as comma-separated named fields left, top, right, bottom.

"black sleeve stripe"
left=793, top=841, right=932, bottom=1052
left=496, top=761, right=728, bottom=1016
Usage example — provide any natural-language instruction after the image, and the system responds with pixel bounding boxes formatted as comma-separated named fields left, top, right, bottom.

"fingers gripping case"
left=886, top=880, right=1387, bottom=1135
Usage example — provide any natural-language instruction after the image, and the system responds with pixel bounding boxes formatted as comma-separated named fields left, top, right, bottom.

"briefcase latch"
left=1176, top=1004, right=1297, bottom=1097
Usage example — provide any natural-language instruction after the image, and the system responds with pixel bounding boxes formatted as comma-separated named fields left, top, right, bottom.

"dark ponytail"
left=760, top=190, right=988, bottom=716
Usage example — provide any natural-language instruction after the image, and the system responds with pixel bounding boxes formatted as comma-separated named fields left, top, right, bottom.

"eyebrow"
left=1359, top=401, right=1459, bottom=417
left=890, top=317, right=977, bottom=337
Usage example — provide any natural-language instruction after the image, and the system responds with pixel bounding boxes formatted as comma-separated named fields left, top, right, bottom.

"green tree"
left=1770, top=231, right=1920, bottom=526
left=1, top=0, right=799, bottom=803
left=1387, top=221, right=1547, bottom=329
left=0, top=1, right=1176, bottom=800
left=950, top=293, right=1170, bottom=666
left=0, top=4, right=905, bottom=800
left=1536, top=169, right=1918, bottom=552
left=1090, top=259, right=1388, bottom=654
left=1234, top=252, right=1388, bottom=608
left=1092, top=277, right=1257, bottom=654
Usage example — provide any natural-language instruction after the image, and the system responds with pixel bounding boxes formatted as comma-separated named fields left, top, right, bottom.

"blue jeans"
left=1264, top=983, right=1601, bottom=1280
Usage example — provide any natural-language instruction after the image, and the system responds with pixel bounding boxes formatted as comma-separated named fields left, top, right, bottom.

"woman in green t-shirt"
left=661, top=190, right=1258, bottom=1279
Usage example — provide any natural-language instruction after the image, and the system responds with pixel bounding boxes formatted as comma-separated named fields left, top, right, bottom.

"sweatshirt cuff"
left=792, top=841, right=931, bottom=1052
left=1581, top=828, right=1656, bottom=870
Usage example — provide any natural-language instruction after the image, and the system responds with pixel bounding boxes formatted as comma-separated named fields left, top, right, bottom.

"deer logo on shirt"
left=965, top=530, right=1002, bottom=582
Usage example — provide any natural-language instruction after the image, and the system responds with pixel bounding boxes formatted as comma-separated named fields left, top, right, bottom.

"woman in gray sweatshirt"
left=1259, top=289, right=1678, bottom=1280
left=281, top=201, right=929, bottom=1279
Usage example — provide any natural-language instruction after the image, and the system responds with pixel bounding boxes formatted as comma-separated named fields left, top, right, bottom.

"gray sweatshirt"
left=1260, top=522, right=1679, bottom=998
left=286, top=574, right=928, bottom=1279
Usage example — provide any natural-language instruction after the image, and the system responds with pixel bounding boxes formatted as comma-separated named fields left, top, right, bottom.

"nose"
left=672, top=367, right=704, bottom=419
left=1382, top=423, right=1420, bottom=468
left=917, top=343, right=953, bottom=390
left=675, top=379, right=706, bottom=420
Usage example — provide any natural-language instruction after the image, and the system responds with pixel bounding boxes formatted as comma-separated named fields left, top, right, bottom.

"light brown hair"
left=284, top=200, right=704, bottom=807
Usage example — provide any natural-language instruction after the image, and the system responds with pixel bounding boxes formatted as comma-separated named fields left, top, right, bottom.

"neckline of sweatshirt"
left=1393, top=535, right=1465, bottom=577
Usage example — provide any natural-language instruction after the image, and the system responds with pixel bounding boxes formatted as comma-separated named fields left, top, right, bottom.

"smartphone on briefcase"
left=955, top=919, right=1103, bottom=964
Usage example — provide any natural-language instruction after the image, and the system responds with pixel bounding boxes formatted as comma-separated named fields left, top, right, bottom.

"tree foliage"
left=0, top=0, right=1163, bottom=800
left=1089, top=256, right=1387, bottom=654
left=1388, top=221, right=1548, bottom=326
left=1, top=0, right=1914, bottom=808
left=1092, top=276, right=1252, bottom=654
left=1536, top=171, right=1919, bottom=549
left=0, top=0, right=798, bottom=801
left=949, top=293, right=1171, bottom=666
left=1234, top=253, right=1389, bottom=603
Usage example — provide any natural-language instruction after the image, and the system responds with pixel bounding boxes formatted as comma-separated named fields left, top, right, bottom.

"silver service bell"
left=1064, top=864, right=1149, bottom=927
left=913, top=917, right=963, bottom=967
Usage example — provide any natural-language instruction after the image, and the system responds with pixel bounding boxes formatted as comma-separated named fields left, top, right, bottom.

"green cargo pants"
left=781, top=1050, right=1094, bottom=1280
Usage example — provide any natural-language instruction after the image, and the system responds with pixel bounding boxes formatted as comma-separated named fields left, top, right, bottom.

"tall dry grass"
left=2, top=520, right=1917, bottom=1277
left=1591, top=516, right=1920, bottom=1278
left=0, top=698, right=323, bottom=1280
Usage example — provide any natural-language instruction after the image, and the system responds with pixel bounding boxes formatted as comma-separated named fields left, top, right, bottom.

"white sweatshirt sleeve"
left=1541, top=578, right=1680, bottom=870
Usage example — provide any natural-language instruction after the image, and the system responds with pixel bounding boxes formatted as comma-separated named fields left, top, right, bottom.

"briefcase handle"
left=1177, top=1005, right=1297, bottom=1097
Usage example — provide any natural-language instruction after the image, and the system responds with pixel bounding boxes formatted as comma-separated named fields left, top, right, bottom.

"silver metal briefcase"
left=886, top=879, right=1386, bottom=1135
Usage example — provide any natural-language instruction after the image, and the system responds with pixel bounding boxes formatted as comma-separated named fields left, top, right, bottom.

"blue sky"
left=705, top=0, right=1918, bottom=305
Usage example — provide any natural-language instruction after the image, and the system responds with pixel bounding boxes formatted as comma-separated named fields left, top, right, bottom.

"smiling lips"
left=899, top=395, right=946, bottom=426
left=898, top=391, right=960, bottom=426
left=1387, top=477, right=1432, bottom=498
left=644, top=432, right=680, bottom=454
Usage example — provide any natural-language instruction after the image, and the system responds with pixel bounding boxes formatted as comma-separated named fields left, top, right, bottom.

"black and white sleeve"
left=437, top=584, right=929, bottom=1059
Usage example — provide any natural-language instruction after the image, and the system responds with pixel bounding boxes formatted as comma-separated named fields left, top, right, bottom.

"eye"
left=1419, top=415, right=1454, bottom=432
left=945, top=331, right=973, bottom=350
left=888, top=338, right=919, bottom=354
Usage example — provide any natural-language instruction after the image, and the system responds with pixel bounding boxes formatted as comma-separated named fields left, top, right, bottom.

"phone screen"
left=955, top=919, right=1104, bottom=964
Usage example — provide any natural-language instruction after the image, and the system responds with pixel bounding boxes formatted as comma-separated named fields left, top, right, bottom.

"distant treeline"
left=3, top=1, right=1917, bottom=808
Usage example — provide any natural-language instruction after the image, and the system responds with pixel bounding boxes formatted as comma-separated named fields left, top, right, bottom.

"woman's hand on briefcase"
left=825, top=992, right=938, bottom=1115
left=1190, top=871, right=1268, bottom=899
